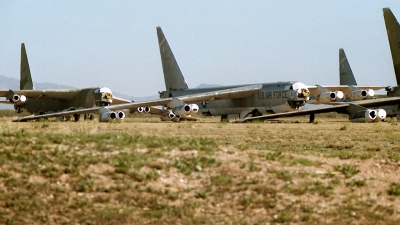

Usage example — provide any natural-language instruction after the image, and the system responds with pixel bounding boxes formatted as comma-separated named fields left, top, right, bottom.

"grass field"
left=1, top=113, right=400, bottom=224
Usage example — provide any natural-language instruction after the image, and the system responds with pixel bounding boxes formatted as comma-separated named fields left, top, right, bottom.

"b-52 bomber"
left=146, top=26, right=385, bottom=122
left=0, top=44, right=132, bottom=122
left=7, top=45, right=264, bottom=122
left=337, top=8, right=400, bottom=119
left=240, top=7, right=400, bottom=123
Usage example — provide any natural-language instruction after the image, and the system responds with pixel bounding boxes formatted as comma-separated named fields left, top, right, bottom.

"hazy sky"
left=1, top=1, right=399, bottom=97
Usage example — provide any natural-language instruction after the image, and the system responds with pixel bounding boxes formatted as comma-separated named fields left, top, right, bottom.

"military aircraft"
left=153, top=26, right=386, bottom=122
left=0, top=43, right=132, bottom=121
left=12, top=85, right=263, bottom=122
left=338, top=48, right=400, bottom=118
left=240, top=7, right=400, bottom=123
left=7, top=44, right=267, bottom=122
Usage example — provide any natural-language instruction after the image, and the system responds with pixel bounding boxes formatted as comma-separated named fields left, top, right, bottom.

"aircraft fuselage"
left=16, top=87, right=112, bottom=114
left=159, top=81, right=309, bottom=119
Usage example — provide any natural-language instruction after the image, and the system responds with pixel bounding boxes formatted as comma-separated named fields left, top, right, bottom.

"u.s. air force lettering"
left=258, top=90, right=294, bottom=99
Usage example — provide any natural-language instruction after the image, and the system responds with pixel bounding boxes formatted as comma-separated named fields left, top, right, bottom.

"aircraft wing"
left=0, top=100, right=14, bottom=104
left=239, top=97, right=400, bottom=122
left=112, top=96, right=133, bottom=104
left=239, top=105, right=350, bottom=122
left=373, top=93, right=389, bottom=98
left=307, top=85, right=385, bottom=95
left=178, top=84, right=262, bottom=101
left=0, top=89, right=81, bottom=100
left=13, top=84, right=262, bottom=122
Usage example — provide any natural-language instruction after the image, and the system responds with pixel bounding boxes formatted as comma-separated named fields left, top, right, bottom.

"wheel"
left=73, top=114, right=80, bottom=122
left=220, top=115, right=228, bottom=122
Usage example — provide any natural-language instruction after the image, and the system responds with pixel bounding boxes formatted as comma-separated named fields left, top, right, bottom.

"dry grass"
left=0, top=114, right=400, bottom=224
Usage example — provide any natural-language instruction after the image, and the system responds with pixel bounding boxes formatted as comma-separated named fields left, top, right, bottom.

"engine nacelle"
left=99, top=111, right=118, bottom=122
left=314, top=91, right=343, bottom=104
left=11, top=94, right=27, bottom=105
left=172, top=104, right=199, bottom=116
left=190, top=104, right=199, bottom=113
left=376, top=109, right=386, bottom=121
left=349, top=109, right=379, bottom=123
left=347, top=89, right=374, bottom=100
left=160, top=110, right=175, bottom=121
left=137, top=107, right=144, bottom=113
left=134, top=106, right=150, bottom=114
left=116, top=111, right=125, bottom=119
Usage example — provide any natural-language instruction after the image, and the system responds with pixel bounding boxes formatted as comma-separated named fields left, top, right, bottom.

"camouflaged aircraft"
left=240, top=7, right=400, bottom=123
left=8, top=44, right=264, bottom=122
left=0, top=43, right=133, bottom=122
left=139, top=26, right=388, bottom=123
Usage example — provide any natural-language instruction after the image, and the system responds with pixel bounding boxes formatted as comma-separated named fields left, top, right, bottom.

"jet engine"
left=172, top=104, right=199, bottom=116
left=133, top=106, right=150, bottom=114
left=160, top=110, right=175, bottom=121
left=99, top=110, right=125, bottom=122
left=347, top=89, right=374, bottom=100
left=376, top=109, right=387, bottom=121
left=10, top=94, right=27, bottom=105
left=116, top=111, right=126, bottom=120
left=137, top=107, right=144, bottom=113
left=315, top=91, right=344, bottom=104
left=349, top=109, right=386, bottom=122
left=100, top=111, right=117, bottom=122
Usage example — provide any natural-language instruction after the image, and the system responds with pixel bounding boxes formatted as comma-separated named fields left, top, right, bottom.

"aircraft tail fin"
left=156, top=26, right=189, bottom=91
left=20, top=43, right=35, bottom=90
left=339, top=48, right=357, bottom=85
left=383, top=8, right=400, bottom=85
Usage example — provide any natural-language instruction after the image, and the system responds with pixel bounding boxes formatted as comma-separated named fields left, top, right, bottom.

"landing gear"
left=73, top=114, right=80, bottom=122
left=309, top=113, right=315, bottom=123
left=221, top=115, right=228, bottom=123
left=14, top=106, right=24, bottom=113
left=84, top=114, right=95, bottom=120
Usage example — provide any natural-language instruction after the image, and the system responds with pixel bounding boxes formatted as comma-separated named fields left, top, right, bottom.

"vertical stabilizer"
left=383, top=8, right=400, bottom=85
left=339, top=48, right=357, bottom=85
left=20, top=43, right=34, bottom=90
left=156, top=27, right=189, bottom=90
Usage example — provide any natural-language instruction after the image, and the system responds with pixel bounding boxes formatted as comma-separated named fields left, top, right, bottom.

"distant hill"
left=0, top=75, right=76, bottom=90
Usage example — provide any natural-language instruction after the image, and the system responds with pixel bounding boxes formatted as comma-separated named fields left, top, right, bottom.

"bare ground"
left=0, top=115, right=400, bottom=224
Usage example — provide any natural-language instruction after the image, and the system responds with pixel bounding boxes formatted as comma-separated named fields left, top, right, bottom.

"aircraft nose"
left=102, top=92, right=113, bottom=99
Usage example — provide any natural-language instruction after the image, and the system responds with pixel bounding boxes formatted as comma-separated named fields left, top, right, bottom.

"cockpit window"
left=292, top=82, right=308, bottom=91
left=94, top=87, right=112, bottom=94
left=284, top=85, right=292, bottom=90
